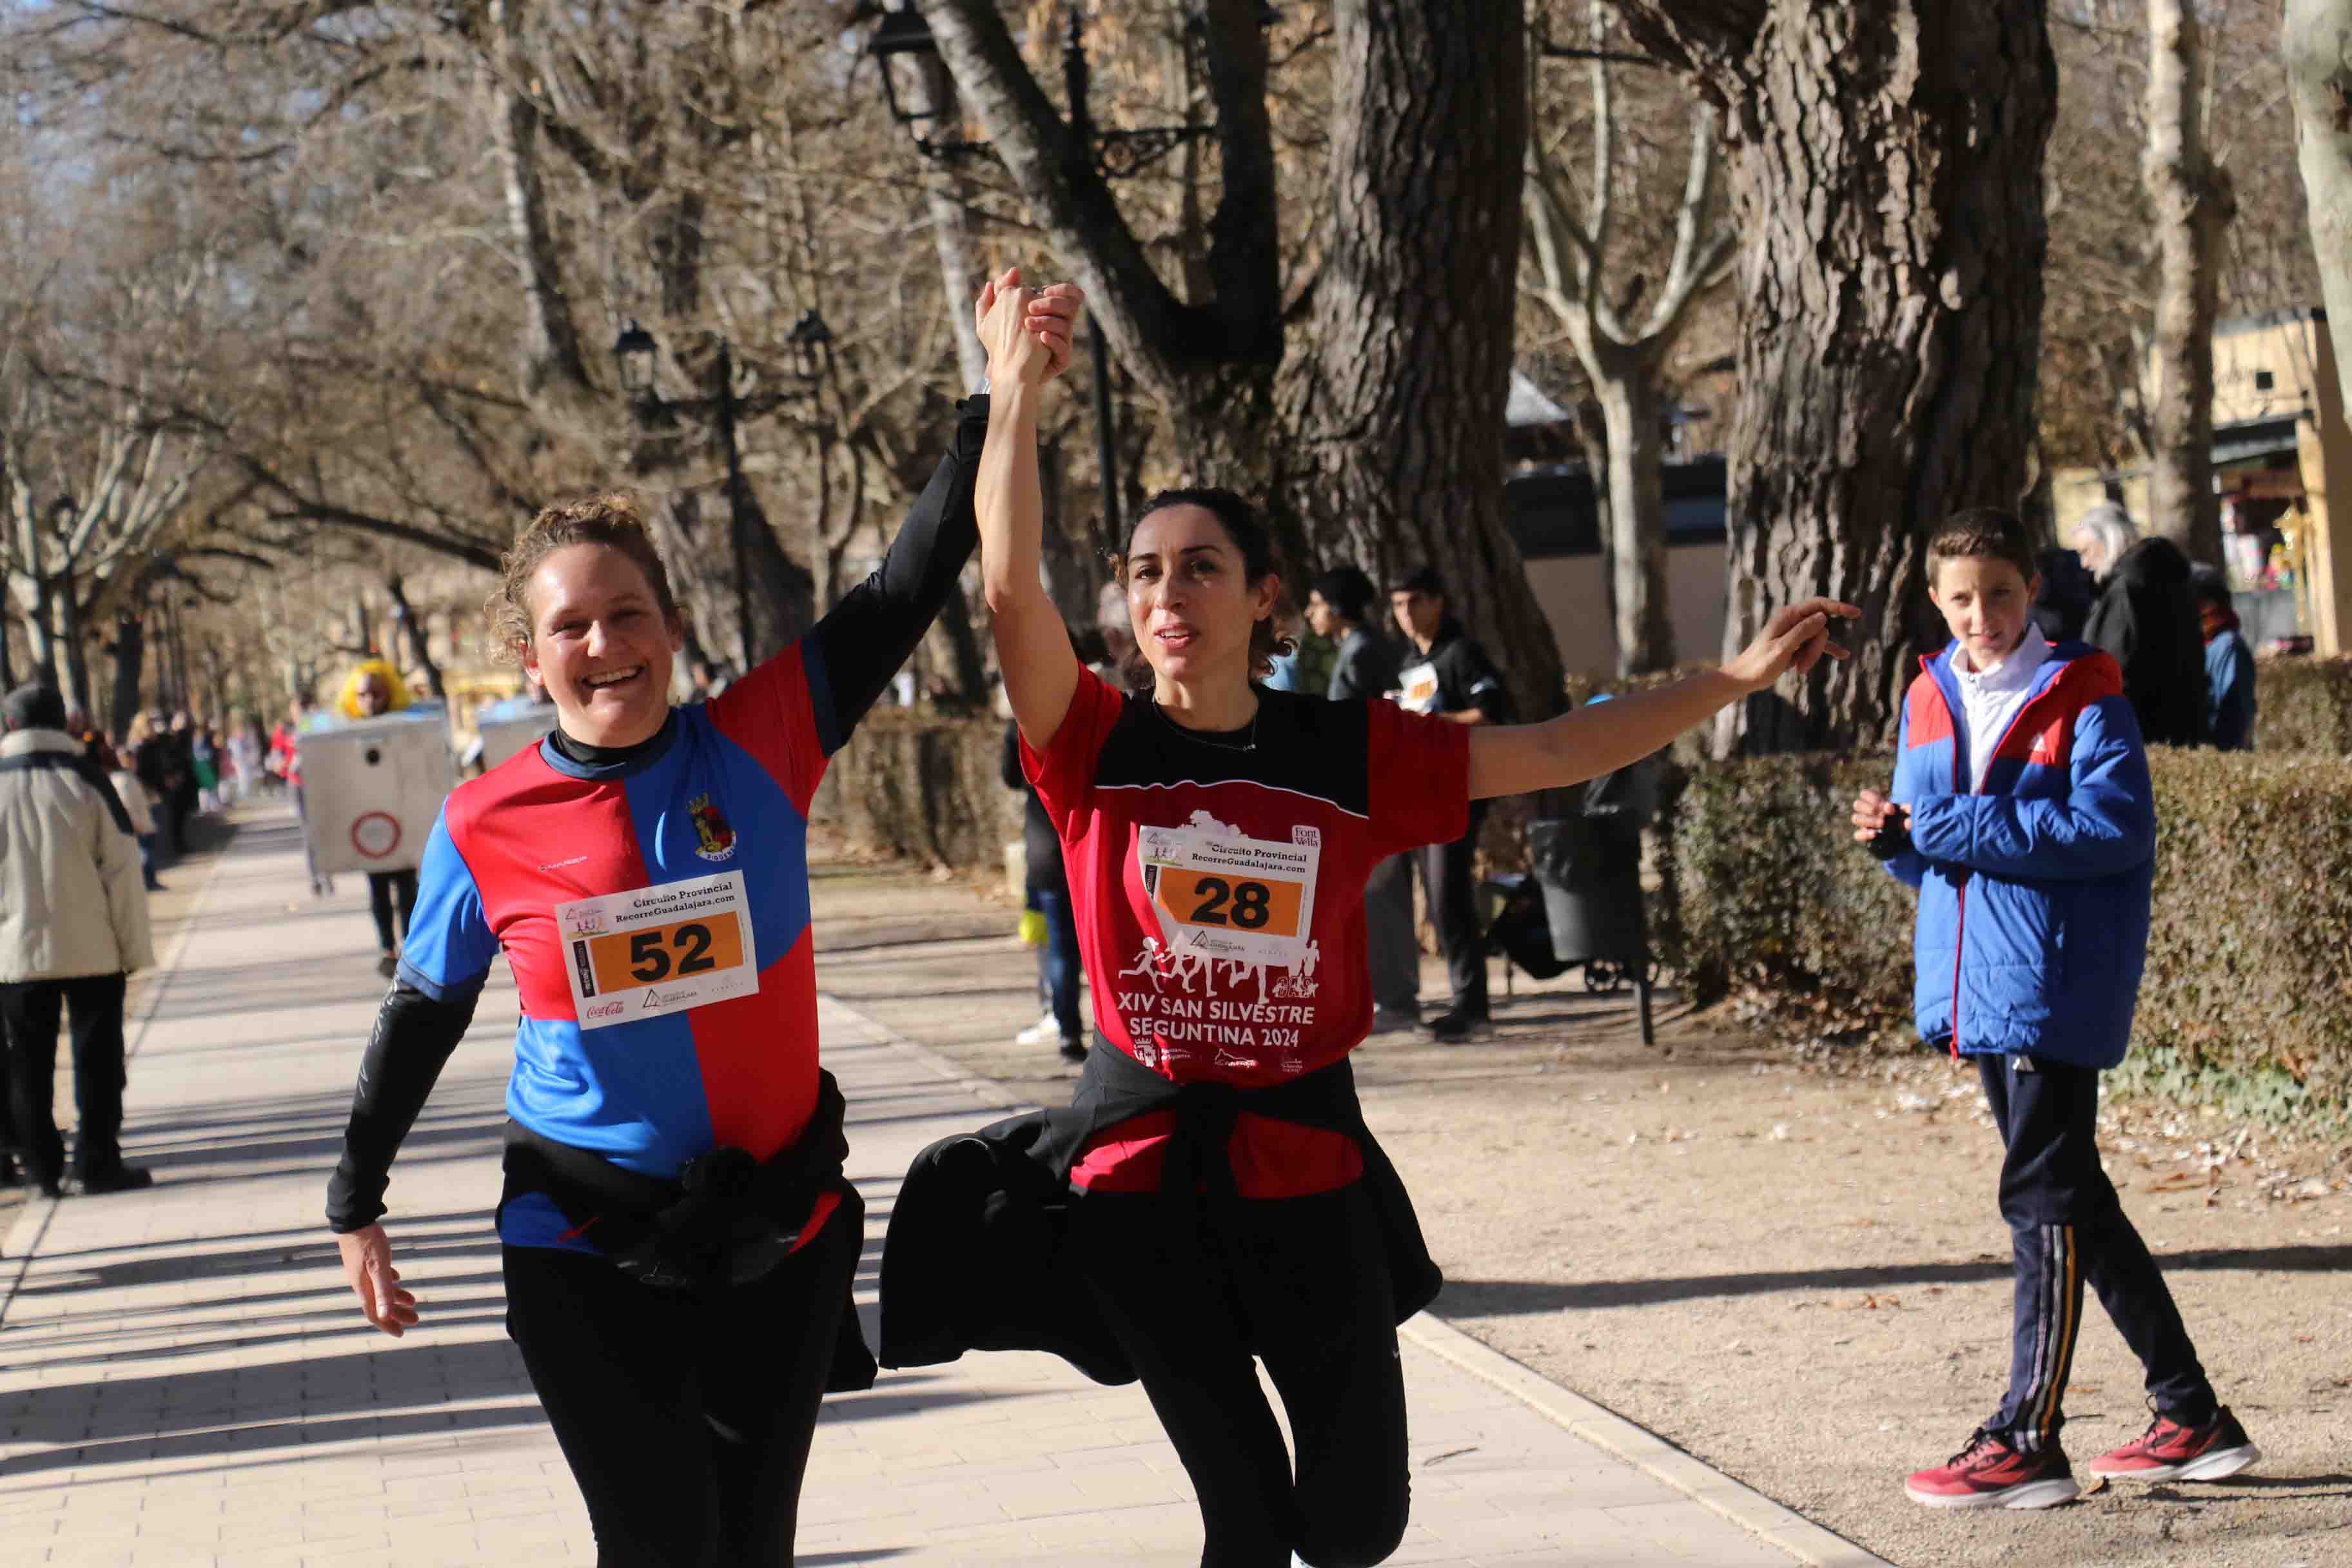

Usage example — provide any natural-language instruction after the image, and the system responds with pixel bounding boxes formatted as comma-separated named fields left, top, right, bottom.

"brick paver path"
left=1, top=808, right=1880, bottom=1567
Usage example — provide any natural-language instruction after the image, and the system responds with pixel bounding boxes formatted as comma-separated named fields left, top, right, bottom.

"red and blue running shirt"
left=325, top=398, right=989, bottom=1250
left=406, top=648, right=845, bottom=1250
left=1023, top=670, right=1468, bottom=1197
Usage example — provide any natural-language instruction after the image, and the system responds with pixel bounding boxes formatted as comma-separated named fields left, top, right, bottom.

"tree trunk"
left=1594, top=360, right=1675, bottom=674
left=57, top=576, right=90, bottom=714
left=1612, top=1, right=2059, bottom=753
left=2286, top=0, right=2352, bottom=418
left=109, top=612, right=144, bottom=744
left=919, top=55, right=990, bottom=393
left=922, top=0, right=1285, bottom=495
left=384, top=575, right=447, bottom=700
left=2143, top=0, right=2231, bottom=566
left=1296, top=0, right=1562, bottom=719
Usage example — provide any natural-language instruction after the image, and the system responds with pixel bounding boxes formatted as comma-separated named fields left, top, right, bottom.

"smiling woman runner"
left=322, top=273, right=1079, bottom=1568
left=888, top=284, right=1858, bottom=1568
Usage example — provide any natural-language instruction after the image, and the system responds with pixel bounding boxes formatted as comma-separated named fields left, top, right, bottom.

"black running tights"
left=1075, top=1184, right=1410, bottom=1568
left=502, top=1189, right=863, bottom=1567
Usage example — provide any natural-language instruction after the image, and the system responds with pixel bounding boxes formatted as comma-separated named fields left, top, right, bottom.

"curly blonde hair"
left=485, top=493, right=682, bottom=665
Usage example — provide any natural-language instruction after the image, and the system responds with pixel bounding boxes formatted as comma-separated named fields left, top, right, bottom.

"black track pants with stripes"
left=1978, top=1054, right=2217, bottom=1452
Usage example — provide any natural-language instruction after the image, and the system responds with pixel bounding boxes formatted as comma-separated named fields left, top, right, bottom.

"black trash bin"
left=1525, top=745, right=1658, bottom=1044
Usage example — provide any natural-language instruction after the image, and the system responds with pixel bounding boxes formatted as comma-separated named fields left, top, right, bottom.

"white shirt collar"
left=1952, top=629, right=2050, bottom=693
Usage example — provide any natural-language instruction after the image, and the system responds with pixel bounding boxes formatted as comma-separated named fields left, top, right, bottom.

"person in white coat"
left=0, top=684, right=155, bottom=1197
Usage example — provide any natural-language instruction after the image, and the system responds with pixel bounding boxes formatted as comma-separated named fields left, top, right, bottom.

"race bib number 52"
left=557, top=870, right=758, bottom=1029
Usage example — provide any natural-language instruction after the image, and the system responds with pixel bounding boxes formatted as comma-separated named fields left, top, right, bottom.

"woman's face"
left=1123, top=505, right=1279, bottom=692
left=520, top=544, right=683, bottom=748
left=355, top=678, right=391, bottom=717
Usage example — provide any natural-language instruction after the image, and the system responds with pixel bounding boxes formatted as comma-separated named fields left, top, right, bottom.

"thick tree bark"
left=1612, top=0, right=2058, bottom=752
left=2286, top=0, right=2352, bottom=418
left=2143, top=0, right=2231, bottom=565
left=1295, top=0, right=1561, bottom=718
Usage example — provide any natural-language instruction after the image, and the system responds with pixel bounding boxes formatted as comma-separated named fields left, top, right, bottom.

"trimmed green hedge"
left=1667, top=749, right=2352, bottom=1125
left=2252, top=656, right=2352, bottom=757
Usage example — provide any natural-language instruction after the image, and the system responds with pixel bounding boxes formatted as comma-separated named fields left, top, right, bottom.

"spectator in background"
left=1260, top=603, right=1307, bottom=692
left=228, top=713, right=262, bottom=805
left=64, top=707, right=104, bottom=769
left=1001, top=628, right=1105, bottom=1065
left=2070, top=502, right=2139, bottom=584
left=2191, top=564, right=2257, bottom=752
left=2085, top=535, right=2208, bottom=748
left=164, top=711, right=200, bottom=854
left=106, top=743, right=164, bottom=892
left=1389, top=565, right=1513, bottom=1043
left=1308, top=566, right=1419, bottom=1032
left=2032, top=547, right=2097, bottom=645
left=336, top=662, right=420, bottom=976
left=132, top=710, right=184, bottom=861
left=0, top=683, right=155, bottom=1197
left=191, top=725, right=221, bottom=812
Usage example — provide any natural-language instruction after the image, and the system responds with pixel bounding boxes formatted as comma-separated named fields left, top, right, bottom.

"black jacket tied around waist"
left=499, top=1067, right=876, bottom=1392
left=877, top=1041, right=1440, bottom=1385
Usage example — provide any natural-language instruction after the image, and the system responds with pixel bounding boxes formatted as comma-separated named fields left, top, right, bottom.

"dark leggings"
left=367, top=869, right=418, bottom=953
left=502, top=1188, right=864, bottom=1567
left=1075, top=1184, right=1410, bottom=1568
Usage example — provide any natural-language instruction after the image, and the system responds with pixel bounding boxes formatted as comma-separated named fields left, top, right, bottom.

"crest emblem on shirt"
left=689, top=794, right=738, bottom=862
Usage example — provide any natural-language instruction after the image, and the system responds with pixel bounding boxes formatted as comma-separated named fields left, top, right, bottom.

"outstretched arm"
left=976, top=281, right=1085, bottom=752
left=1466, top=600, right=1859, bottom=799
left=808, top=270, right=1080, bottom=752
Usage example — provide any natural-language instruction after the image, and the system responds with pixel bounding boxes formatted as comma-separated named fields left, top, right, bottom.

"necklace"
left=1151, top=698, right=1258, bottom=753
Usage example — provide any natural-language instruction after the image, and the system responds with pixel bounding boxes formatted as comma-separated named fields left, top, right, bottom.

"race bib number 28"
left=557, top=870, right=758, bottom=1029
left=1138, top=824, right=1320, bottom=970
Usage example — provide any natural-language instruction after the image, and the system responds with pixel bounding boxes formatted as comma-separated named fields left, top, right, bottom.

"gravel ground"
left=812, top=843, right=2352, bottom=1568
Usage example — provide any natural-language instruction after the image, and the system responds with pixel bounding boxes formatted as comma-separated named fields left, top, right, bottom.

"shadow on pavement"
left=1438, top=1243, right=2352, bottom=1313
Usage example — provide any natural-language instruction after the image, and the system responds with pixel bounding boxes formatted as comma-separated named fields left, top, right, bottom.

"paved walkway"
left=0, top=807, right=1885, bottom=1567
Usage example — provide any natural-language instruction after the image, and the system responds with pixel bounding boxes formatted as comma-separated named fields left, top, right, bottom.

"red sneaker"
left=1905, top=1429, right=2081, bottom=1510
left=2088, top=1407, right=2260, bottom=1483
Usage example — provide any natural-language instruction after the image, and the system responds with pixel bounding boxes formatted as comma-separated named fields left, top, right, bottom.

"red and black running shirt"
left=1023, top=670, right=1468, bottom=1196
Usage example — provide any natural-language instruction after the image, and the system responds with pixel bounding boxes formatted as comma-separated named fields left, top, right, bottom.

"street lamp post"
left=865, top=4, right=1266, bottom=546
left=609, top=316, right=828, bottom=671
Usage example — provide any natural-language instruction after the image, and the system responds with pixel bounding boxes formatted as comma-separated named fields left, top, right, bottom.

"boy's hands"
left=1851, top=789, right=1912, bottom=859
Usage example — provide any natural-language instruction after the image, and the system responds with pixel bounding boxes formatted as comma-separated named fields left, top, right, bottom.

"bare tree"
left=2143, top=0, right=2235, bottom=562
left=1607, top=1, right=2059, bottom=752
left=921, top=0, right=1563, bottom=716
left=2287, top=0, right=2352, bottom=414
left=1523, top=1, right=1735, bottom=674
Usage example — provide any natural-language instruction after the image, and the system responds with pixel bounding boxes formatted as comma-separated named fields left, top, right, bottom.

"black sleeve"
left=325, top=978, right=482, bottom=1232
left=808, top=396, right=991, bottom=754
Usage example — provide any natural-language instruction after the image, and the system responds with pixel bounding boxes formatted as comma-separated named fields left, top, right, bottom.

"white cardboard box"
left=475, top=700, right=554, bottom=772
left=297, top=709, right=456, bottom=876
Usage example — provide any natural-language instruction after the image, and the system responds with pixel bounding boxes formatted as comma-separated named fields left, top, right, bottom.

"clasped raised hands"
left=975, top=266, right=1085, bottom=389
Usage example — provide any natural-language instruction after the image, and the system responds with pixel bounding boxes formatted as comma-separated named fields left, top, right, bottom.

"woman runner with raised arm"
left=957, top=283, right=1856, bottom=1568
left=322, top=273, right=1080, bottom=1567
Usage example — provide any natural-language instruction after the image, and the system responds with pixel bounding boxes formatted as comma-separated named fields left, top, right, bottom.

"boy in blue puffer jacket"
left=1848, top=507, right=2256, bottom=1511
